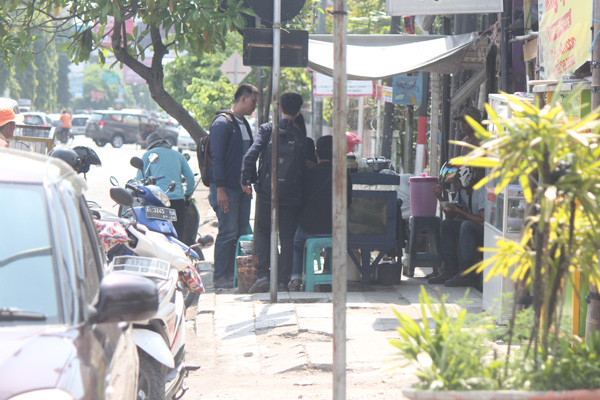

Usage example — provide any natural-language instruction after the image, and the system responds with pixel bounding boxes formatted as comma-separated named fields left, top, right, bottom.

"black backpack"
left=197, top=112, right=236, bottom=187
left=257, top=124, right=305, bottom=198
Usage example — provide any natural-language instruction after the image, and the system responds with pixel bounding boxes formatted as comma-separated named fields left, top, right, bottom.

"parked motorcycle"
left=107, top=187, right=197, bottom=400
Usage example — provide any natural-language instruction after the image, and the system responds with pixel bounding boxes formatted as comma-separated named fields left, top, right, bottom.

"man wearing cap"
left=0, top=107, right=23, bottom=148
left=136, top=132, right=196, bottom=239
left=455, top=106, right=482, bottom=156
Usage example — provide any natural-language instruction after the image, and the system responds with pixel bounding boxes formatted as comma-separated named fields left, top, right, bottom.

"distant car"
left=177, top=126, right=197, bottom=152
left=20, top=111, right=54, bottom=137
left=85, top=110, right=178, bottom=148
left=71, top=113, right=91, bottom=135
left=0, top=148, right=159, bottom=400
left=0, top=97, right=20, bottom=114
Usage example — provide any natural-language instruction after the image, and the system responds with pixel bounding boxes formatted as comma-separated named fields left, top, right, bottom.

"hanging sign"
left=386, top=0, right=502, bottom=16
left=314, top=73, right=374, bottom=97
left=392, top=72, right=424, bottom=106
left=375, top=85, right=393, bottom=103
left=538, top=0, right=592, bottom=79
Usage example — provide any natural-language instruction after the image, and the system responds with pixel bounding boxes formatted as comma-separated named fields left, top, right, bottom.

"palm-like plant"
left=455, top=90, right=600, bottom=363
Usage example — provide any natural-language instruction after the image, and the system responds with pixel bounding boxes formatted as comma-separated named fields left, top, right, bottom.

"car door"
left=62, top=188, right=139, bottom=399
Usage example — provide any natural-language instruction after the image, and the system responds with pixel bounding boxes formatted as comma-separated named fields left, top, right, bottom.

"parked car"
left=85, top=110, right=178, bottom=148
left=177, top=126, right=197, bottom=152
left=71, top=113, right=91, bottom=135
left=0, top=148, right=159, bottom=400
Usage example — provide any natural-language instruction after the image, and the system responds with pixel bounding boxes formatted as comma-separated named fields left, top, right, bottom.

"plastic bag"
left=94, top=220, right=129, bottom=252
left=179, top=266, right=205, bottom=293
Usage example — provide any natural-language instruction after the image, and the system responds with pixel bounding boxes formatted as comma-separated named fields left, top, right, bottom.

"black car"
left=0, top=148, right=158, bottom=400
left=85, top=110, right=178, bottom=148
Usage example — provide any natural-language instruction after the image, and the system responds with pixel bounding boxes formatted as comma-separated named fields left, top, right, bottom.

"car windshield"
left=0, top=183, right=59, bottom=324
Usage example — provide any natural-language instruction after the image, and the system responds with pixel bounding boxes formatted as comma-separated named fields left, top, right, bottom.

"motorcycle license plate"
left=146, top=206, right=177, bottom=221
left=111, top=256, right=170, bottom=279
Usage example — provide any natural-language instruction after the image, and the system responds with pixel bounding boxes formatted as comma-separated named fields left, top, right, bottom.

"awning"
left=308, top=32, right=478, bottom=80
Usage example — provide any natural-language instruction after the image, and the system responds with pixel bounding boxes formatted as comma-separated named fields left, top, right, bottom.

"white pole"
left=357, top=96, right=364, bottom=158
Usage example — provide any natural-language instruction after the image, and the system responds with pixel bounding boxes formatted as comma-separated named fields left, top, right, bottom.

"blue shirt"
left=136, top=146, right=196, bottom=200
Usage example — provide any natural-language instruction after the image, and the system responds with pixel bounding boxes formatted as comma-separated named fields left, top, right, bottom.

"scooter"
left=107, top=186, right=196, bottom=400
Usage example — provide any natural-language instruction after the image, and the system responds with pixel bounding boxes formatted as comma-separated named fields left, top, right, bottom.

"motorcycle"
left=106, top=186, right=198, bottom=400
left=117, top=154, right=212, bottom=308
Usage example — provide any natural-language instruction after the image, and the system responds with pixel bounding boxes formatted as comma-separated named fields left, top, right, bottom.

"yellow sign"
left=539, top=0, right=591, bottom=79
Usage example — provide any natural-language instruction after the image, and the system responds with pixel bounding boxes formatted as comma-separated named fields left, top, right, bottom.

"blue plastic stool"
left=234, top=234, right=253, bottom=287
left=303, top=237, right=333, bottom=292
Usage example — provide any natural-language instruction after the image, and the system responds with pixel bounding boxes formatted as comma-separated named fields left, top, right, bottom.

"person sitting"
left=287, top=135, right=352, bottom=291
left=0, top=107, right=23, bottom=147
left=428, top=165, right=485, bottom=289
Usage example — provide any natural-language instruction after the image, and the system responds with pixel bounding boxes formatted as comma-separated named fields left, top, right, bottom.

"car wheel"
left=111, top=134, right=124, bottom=148
left=137, top=351, right=165, bottom=400
left=94, top=139, right=107, bottom=147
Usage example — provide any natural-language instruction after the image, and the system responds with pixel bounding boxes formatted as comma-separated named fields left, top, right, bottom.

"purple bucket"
left=409, top=175, right=438, bottom=217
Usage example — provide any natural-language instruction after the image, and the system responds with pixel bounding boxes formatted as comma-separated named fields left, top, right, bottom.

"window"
left=123, top=114, right=140, bottom=124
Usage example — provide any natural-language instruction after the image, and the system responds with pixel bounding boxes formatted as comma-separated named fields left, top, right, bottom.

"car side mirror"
left=110, top=187, right=134, bottom=207
left=91, top=273, right=158, bottom=324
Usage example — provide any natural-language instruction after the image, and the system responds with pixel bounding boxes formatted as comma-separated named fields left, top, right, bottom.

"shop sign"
left=539, top=0, right=592, bottom=79
left=392, top=72, right=423, bottom=106
left=375, top=85, right=393, bottom=103
left=313, top=73, right=374, bottom=97
left=386, top=0, right=502, bottom=16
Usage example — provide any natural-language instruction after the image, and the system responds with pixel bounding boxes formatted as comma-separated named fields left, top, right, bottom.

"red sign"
left=91, top=90, right=105, bottom=101
left=93, top=17, right=135, bottom=48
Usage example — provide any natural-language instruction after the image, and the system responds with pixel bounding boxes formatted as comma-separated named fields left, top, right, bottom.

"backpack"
left=197, top=112, right=236, bottom=187
left=257, top=124, right=305, bottom=198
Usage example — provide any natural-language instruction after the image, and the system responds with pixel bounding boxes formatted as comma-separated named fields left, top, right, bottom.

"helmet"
left=439, top=162, right=459, bottom=188
left=48, top=148, right=83, bottom=173
left=73, top=146, right=101, bottom=173
left=346, top=132, right=363, bottom=153
left=456, top=165, right=475, bottom=188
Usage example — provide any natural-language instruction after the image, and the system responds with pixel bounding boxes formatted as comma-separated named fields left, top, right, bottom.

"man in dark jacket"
left=287, top=135, right=352, bottom=291
left=208, top=83, right=258, bottom=288
left=241, top=92, right=309, bottom=293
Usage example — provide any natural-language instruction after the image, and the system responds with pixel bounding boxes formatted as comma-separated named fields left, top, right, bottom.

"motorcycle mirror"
left=110, top=187, right=134, bottom=207
left=183, top=153, right=190, bottom=161
left=167, top=181, right=176, bottom=193
left=109, top=176, right=120, bottom=187
left=130, top=157, right=144, bottom=171
left=148, top=153, right=159, bottom=164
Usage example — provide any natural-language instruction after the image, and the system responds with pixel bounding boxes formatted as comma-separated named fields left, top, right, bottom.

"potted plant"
left=390, top=91, right=600, bottom=398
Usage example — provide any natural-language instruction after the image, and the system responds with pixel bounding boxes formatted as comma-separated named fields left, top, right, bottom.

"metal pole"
left=500, top=0, right=512, bottom=92
left=332, top=0, right=347, bottom=398
left=269, top=0, right=281, bottom=303
left=357, top=96, right=364, bottom=158
left=593, top=0, right=600, bottom=111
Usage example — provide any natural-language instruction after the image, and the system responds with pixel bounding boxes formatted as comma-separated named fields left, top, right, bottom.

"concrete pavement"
left=183, top=265, right=483, bottom=399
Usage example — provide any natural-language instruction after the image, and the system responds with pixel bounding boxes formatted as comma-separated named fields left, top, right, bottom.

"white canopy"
left=308, top=32, right=477, bottom=80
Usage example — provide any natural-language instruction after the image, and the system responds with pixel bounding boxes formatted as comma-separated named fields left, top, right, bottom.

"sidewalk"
left=182, top=266, right=483, bottom=400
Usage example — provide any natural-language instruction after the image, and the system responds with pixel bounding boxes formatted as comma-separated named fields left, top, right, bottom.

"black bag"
left=197, top=112, right=235, bottom=187
left=258, top=124, right=304, bottom=197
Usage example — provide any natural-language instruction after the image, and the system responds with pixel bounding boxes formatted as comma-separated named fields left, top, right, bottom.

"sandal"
left=288, top=279, right=302, bottom=292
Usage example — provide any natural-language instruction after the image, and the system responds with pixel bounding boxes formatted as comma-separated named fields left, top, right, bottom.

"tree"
left=1, top=0, right=255, bottom=141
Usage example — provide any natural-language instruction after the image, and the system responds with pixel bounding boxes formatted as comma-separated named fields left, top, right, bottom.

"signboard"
left=386, top=0, right=502, bottom=16
left=243, top=28, right=308, bottom=68
left=93, top=17, right=134, bottom=47
left=220, top=51, right=252, bottom=85
left=90, top=90, right=105, bottom=101
left=392, top=72, right=424, bottom=106
left=538, top=0, right=592, bottom=79
left=69, top=64, right=84, bottom=99
left=102, top=72, right=120, bottom=85
left=375, top=85, right=393, bottom=103
left=313, top=73, right=374, bottom=97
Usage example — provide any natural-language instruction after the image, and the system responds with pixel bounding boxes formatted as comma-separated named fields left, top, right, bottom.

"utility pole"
left=381, top=17, right=402, bottom=159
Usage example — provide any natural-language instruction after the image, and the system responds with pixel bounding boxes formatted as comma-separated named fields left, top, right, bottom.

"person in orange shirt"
left=57, top=109, right=72, bottom=144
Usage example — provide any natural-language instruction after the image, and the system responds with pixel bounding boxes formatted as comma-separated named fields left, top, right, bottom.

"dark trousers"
left=170, top=199, right=186, bottom=240
left=439, top=219, right=484, bottom=274
left=255, top=200, right=299, bottom=283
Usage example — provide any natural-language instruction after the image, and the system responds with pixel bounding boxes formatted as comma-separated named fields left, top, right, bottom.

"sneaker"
left=427, top=270, right=457, bottom=285
left=214, top=276, right=233, bottom=289
left=248, top=277, right=270, bottom=293
left=443, top=273, right=477, bottom=288
left=288, top=279, right=302, bottom=292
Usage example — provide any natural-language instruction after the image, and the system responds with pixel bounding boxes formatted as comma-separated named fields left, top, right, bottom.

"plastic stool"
left=405, top=216, right=442, bottom=277
left=303, top=237, right=333, bottom=292
left=234, top=234, right=253, bottom=287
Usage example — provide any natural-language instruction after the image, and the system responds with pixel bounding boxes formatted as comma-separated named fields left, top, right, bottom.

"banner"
left=313, top=73, right=374, bottom=97
left=539, top=0, right=591, bottom=79
left=392, top=72, right=423, bottom=105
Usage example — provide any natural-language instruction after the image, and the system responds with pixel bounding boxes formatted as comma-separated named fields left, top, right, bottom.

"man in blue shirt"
left=208, top=83, right=258, bottom=289
left=137, top=132, right=196, bottom=239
